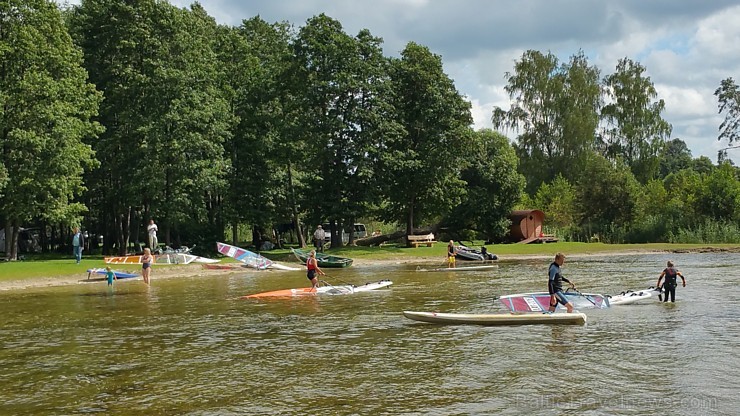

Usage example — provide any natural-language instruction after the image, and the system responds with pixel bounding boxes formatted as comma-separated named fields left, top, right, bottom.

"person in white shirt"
left=313, top=225, right=326, bottom=252
left=147, top=219, right=158, bottom=253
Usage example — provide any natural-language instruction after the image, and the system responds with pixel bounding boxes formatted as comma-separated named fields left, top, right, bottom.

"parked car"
left=322, top=223, right=367, bottom=243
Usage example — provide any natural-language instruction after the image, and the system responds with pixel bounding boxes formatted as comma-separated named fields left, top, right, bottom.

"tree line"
left=1, top=0, right=739, bottom=259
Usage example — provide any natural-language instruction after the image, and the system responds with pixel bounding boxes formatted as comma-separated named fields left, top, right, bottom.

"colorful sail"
left=499, top=291, right=610, bottom=312
left=216, top=242, right=272, bottom=270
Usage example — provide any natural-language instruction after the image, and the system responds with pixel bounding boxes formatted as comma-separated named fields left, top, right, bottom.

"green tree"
left=291, top=15, right=401, bottom=247
left=695, top=162, right=740, bottom=221
left=601, top=58, right=672, bottom=183
left=691, top=156, right=715, bottom=176
left=142, top=5, right=232, bottom=247
left=492, top=50, right=601, bottom=192
left=219, top=17, right=296, bottom=248
left=576, top=155, right=641, bottom=241
left=663, top=168, right=702, bottom=228
left=378, top=42, right=473, bottom=241
left=447, top=129, right=524, bottom=241
left=658, top=138, right=692, bottom=178
left=531, top=174, right=578, bottom=233
left=0, top=0, right=102, bottom=259
left=70, top=0, right=230, bottom=253
left=714, top=77, right=740, bottom=145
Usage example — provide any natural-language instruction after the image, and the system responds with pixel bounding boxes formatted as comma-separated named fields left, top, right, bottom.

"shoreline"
left=2, top=246, right=738, bottom=292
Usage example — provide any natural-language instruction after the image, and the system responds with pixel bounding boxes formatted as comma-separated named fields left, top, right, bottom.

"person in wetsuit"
left=548, top=252, right=576, bottom=313
left=656, top=260, right=686, bottom=303
left=306, top=250, right=325, bottom=289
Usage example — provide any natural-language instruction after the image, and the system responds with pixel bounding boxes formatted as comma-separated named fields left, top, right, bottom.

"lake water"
left=1, top=253, right=737, bottom=415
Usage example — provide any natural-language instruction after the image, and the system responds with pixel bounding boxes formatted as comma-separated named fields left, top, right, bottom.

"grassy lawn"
left=3, top=242, right=738, bottom=283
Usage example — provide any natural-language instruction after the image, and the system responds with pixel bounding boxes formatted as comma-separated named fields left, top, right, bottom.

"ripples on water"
left=0, top=253, right=737, bottom=415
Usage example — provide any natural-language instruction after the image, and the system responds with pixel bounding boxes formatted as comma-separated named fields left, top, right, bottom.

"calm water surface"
left=1, top=253, right=738, bottom=415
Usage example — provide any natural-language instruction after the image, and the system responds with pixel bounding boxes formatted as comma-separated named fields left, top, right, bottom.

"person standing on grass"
left=147, top=219, right=159, bottom=253
left=313, top=225, right=326, bottom=252
left=656, top=260, right=686, bottom=303
left=72, top=227, right=84, bottom=264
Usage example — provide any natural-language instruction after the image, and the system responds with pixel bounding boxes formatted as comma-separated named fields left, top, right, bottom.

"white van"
left=322, top=223, right=367, bottom=243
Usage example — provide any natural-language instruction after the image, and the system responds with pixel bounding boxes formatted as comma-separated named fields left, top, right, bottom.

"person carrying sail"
left=656, top=260, right=686, bottom=303
left=548, top=252, right=576, bottom=313
left=306, top=250, right=326, bottom=289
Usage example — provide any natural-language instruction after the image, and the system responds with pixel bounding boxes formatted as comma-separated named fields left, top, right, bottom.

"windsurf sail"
left=216, top=242, right=272, bottom=270
left=242, top=280, right=392, bottom=298
left=499, top=290, right=609, bottom=312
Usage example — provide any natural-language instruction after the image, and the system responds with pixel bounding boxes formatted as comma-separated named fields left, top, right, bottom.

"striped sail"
left=216, top=242, right=272, bottom=270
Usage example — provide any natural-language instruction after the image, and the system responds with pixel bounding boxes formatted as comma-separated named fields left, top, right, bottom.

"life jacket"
left=306, top=258, right=317, bottom=271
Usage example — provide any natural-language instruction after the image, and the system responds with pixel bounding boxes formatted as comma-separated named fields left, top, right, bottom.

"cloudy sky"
left=76, top=0, right=740, bottom=161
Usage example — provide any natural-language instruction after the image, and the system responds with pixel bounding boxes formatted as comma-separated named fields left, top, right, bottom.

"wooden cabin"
left=509, top=210, right=558, bottom=243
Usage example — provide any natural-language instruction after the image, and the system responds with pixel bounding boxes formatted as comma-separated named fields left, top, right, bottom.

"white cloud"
left=59, top=0, right=740, bottom=161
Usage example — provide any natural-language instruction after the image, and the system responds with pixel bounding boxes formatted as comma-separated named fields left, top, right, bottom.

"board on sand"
left=415, top=265, right=499, bottom=272
left=402, top=311, right=587, bottom=326
left=86, top=268, right=138, bottom=279
left=242, top=280, right=392, bottom=299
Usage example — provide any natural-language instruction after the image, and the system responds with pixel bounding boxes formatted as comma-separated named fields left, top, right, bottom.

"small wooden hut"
left=509, top=209, right=548, bottom=243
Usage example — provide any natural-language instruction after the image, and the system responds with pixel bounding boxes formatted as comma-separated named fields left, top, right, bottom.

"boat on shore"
left=403, top=311, right=587, bottom=326
left=455, top=244, right=498, bottom=262
left=291, top=248, right=353, bottom=268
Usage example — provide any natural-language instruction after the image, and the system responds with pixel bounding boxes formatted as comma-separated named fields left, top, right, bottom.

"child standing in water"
left=105, top=266, right=117, bottom=286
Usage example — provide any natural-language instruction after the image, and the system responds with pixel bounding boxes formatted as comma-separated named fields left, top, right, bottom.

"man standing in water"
left=548, top=252, right=576, bottom=313
left=656, top=260, right=686, bottom=303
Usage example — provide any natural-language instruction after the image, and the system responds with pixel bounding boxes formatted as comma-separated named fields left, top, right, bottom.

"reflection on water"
left=0, top=253, right=737, bottom=415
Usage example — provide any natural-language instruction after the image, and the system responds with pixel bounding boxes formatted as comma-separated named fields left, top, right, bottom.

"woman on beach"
left=142, top=248, right=154, bottom=285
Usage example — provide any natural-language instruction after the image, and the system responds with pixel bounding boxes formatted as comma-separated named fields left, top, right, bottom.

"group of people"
left=547, top=253, right=687, bottom=312
left=446, top=241, right=689, bottom=310
left=73, top=219, right=159, bottom=286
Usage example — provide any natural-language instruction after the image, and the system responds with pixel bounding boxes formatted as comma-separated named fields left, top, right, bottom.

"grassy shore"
left=2, top=242, right=739, bottom=287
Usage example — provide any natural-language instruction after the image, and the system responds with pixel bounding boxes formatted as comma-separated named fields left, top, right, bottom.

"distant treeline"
left=1, top=0, right=739, bottom=258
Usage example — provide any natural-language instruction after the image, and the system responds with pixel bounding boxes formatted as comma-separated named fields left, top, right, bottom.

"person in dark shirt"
left=656, top=260, right=686, bottom=303
left=548, top=252, right=576, bottom=313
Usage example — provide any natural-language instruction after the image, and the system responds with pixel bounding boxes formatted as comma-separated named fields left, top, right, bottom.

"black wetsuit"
left=548, top=262, right=571, bottom=306
left=662, top=267, right=679, bottom=302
